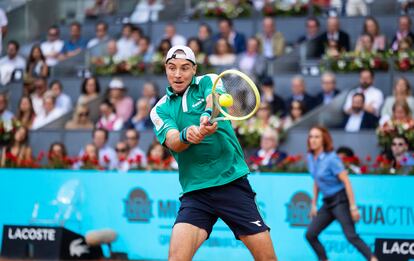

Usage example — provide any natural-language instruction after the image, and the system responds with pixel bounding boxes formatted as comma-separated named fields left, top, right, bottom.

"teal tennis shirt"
left=150, top=74, right=250, bottom=193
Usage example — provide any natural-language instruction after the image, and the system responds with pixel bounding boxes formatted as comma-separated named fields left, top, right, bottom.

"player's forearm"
left=338, top=171, right=357, bottom=208
left=165, top=129, right=190, bottom=152
left=204, top=94, right=213, bottom=110
left=311, top=182, right=319, bottom=206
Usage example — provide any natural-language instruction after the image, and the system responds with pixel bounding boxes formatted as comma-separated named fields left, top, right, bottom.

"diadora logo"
left=192, top=98, right=205, bottom=108
left=285, top=191, right=312, bottom=227
left=124, top=187, right=153, bottom=222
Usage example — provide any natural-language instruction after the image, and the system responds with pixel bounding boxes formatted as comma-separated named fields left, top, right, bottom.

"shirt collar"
left=166, top=76, right=197, bottom=99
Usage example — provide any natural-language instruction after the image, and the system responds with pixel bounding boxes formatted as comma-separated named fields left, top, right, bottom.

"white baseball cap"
left=165, top=45, right=196, bottom=65
left=109, top=78, right=125, bottom=89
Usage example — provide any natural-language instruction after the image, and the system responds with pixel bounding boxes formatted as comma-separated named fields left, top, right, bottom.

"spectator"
left=381, top=77, right=414, bottom=119
left=257, top=17, right=285, bottom=59
left=79, top=128, right=116, bottom=170
left=87, top=21, right=110, bottom=57
left=49, top=80, right=72, bottom=113
left=355, top=17, right=387, bottom=52
left=76, top=143, right=100, bottom=170
left=59, top=22, right=87, bottom=60
left=296, top=17, right=320, bottom=44
left=41, top=26, right=64, bottom=67
left=0, top=93, right=13, bottom=123
left=391, top=15, right=414, bottom=51
left=91, top=39, right=122, bottom=66
left=0, top=40, right=26, bottom=71
left=152, top=39, right=171, bottom=61
left=163, top=23, right=186, bottom=46
left=208, top=38, right=236, bottom=67
left=246, top=102, right=281, bottom=131
left=325, top=39, right=341, bottom=58
left=131, top=26, right=143, bottom=53
left=187, top=37, right=207, bottom=66
left=130, top=0, right=164, bottom=24
left=259, top=76, right=286, bottom=116
left=251, top=128, right=287, bottom=170
left=346, top=0, right=368, bottom=16
left=354, top=34, right=375, bottom=54
left=315, top=72, right=340, bottom=106
left=400, top=0, right=414, bottom=14
left=107, top=78, right=133, bottom=122
left=236, top=37, right=266, bottom=79
left=114, top=141, right=131, bottom=172
left=31, top=77, right=48, bottom=116
left=343, top=69, right=384, bottom=116
left=116, top=23, right=137, bottom=61
left=85, top=0, right=115, bottom=18
left=96, top=100, right=123, bottom=131
left=146, top=141, right=174, bottom=170
left=124, top=129, right=147, bottom=168
left=65, top=104, right=94, bottom=130
left=32, top=95, right=65, bottom=130
left=380, top=100, right=413, bottom=126
left=287, top=75, right=316, bottom=112
left=314, top=16, right=350, bottom=57
left=0, top=126, right=32, bottom=167
left=336, top=146, right=361, bottom=174
left=283, top=100, right=305, bottom=130
left=125, top=98, right=152, bottom=131
left=137, top=36, right=154, bottom=63
left=398, top=36, right=413, bottom=52
left=25, top=44, right=49, bottom=79
left=390, top=136, right=414, bottom=170
left=16, top=96, right=36, bottom=129
left=0, top=7, right=8, bottom=54
left=77, top=76, right=101, bottom=106
left=197, top=23, right=214, bottom=55
left=341, top=93, right=379, bottom=132
left=47, top=142, right=70, bottom=168
left=214, top=18, right=246, bottom=54
left=141, top=81, right=160, bottom=108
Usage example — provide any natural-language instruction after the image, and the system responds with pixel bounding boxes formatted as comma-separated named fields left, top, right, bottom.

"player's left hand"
left=351, top=209, right=360, bottom=222
left=199, top=116, right=218, bottom=136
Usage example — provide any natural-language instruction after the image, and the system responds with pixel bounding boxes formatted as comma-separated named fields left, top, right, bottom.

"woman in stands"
left=65, top=104, right=94, bottom=130
left=77, top=76, right=101, bottom=106
left=305, top=126, right=378, bottom=261
left=25, top=44, right=49, bottom=78
left=355, top=16, right=386, bottom=52
left=0, top=126, right=32, bottom=167
left=283, top=100, right=305, bottom=130
left=47, top=142, right=70, bottom=168
left=16, top=96, right=36, bottom=129
left=380, top=100, right=413, bottom=126
left=96, top=100, right=123, bottom=131
left=208, top=38, right=236, bottom=67
left=381, top=77, right=414, bottom=119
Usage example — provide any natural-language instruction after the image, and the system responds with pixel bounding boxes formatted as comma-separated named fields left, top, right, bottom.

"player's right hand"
left=186, top=125, right=204, bottom=144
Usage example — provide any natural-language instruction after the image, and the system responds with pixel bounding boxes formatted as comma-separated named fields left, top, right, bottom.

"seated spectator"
left=381, top=77, right=414, bottom=119
left=141, top=81, right=160, bottom=108
left=400, top=0, right=414, bottom=14
left=16, top=96, right=36, bottom=129
left=380, top=100, right=413, bottom=126
left=391, top=15, right=414, bottom=51
left=116, top=23, right=137, bottom=61
left=40, top=26, right=64, bottom=67
left=146, top=141, right=174, bottom=171
left=336, top=146, right=361, bottom=174
left=208, top=38, right=236, bottom=67
left=125, top=98, right=152, bottom=132
left=236, top=37, right=266, bottom=80
left=163, top=23, right=186, bottom=47
left=214, top=18, right=246, bottom=54
left=87, top=21, right=110, bottom=57
left=91, top=40, right=123, bottom=66
left=124, top=129, right=147, bottom=168
left=250, top=128, right=287, bottom=170
left=136, top=36, right=154, bottom=63
left=0, top=7, right=7, bottom=55
left=287, top=75, right=316, bottom=113
left=0, top=126, right=32, bottom=167
left=65, top=104, right=94, bottom=130
left=32, top=95, right=65, bottom=130
left=187, top=37, right=208, bottom=66
left=31, top=77, right=48, bottom=115
left=197, top=23, right=214, bottom=55
left=259, top=77, right=286, bottom=116
left=315, top=72, right=340, bottom=106
left=77, top=76, right=101, bottom=106
left=257, top=17, right=285, bottom=59
left=49, top=80, right=72, bottom=113
left=355, top=34, right=375, bottom=54
left=114, top=141, right=131, bottom=172
left=131, top=26, right=143, bottom=53
left=325, top=40, right=341, bottom=58
left=246, top=102, right=281, bottom=131
left=346, top=0, right=368, bottom=16
left=314, top=16, right=350, bottom=57
left=355, top=17, right=386, bottom=52
left=47, top=142, right=70, bottom=169
left=390, top=136, right=414, bottom=171
left=85, top=0, right=115, bottom=18
left=59, top=22, right=87, bottom=60
left=343, top=69, right=384, bottom=116
left=0, top=93, right=14, bottom=123
left=296, top=17, right=320, bottom=45
left=130, top=0, right=164, bottom=24
left=107, top=78, right=133, bottom=122
left=398, top=37, right=413, bottom=52
left=283, top=100, right=305, bottom=130
left=78, top=128, right=116, bottom=170
left=341, top=93, right=379, bottom=132
left=96, top=100, right=123, bottom=131
left=25, top=44, right=49, bottom=79
left=152, top=39, right=171, bottom=66
left=0, top=41, right=26, bottom=83
left=76, top=143, right=101, bottom=170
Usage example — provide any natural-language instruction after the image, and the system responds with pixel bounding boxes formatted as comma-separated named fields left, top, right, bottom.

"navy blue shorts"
left=174, top=176, right=270, bottom=240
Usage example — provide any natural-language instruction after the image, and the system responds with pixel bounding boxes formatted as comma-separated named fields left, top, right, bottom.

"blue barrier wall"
left=0, top=169, right=413, bottom=260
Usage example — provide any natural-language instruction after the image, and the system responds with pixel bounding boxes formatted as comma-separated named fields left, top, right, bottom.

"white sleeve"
left=372, top=89, right=384, bottom=115
left=0, top=9, right=8, bottom=27
left=342, top=90, right=354, bottom=113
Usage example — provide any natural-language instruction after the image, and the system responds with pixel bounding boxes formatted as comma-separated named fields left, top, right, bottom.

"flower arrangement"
left=393, top=50, right=414, bottom=71
left=192, top=0, right=252, bottom=19
left=147, top=156, right=174, bottom=171
left=262, top=1, right=321, bottom=17
left=320, top=51, right=389, bottom=73
left=0, top=119, right=21, bottom=147
left=249, top=154, right=307, bottom=173
left=376, top=119, right=414, bottom=150
left=93, top=55, right=150, bottom=76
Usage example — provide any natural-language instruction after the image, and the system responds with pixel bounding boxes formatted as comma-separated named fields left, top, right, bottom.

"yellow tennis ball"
left=219, top=93, right=233, bottom=107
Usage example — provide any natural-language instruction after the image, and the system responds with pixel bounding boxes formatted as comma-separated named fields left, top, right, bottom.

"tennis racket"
left=209, top=69, right=261, bottom=123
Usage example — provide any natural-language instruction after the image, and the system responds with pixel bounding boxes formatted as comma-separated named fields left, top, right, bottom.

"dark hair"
left=400, top=15, right=412, bottom=25
left=214, top=38, right=234, bottom=55
left=360, top=68, right=374, bottom=78
left=336, top=146, right=355, bottom=157
left=8, top=40, right=20, bottom=52
left=93, top=128, right=109, bottom=141
left=48, top=142, right=68, bottom=158
left=140, top=36, right=151, bottom=45
left=147, top=140, right=170, bottom=160
left=70, top=21, right=82, bottom=29
left=307, top=16, right=320, bottom=27
left=101, top=100, right=116, bottom=112
left=392, top=135, right=409, bottom=145
left=81, top=76, right=101, bottom=95
left=289, top=100, right=306, bottom=117
left=307, top=125, right=334, bottom=153
left=27, top=44, right=47, bottom=74
left=219, top=17, right=233, bottom=28
left=49, top=79, right=63, bottom=91
left=352, top=92, right=365, bottom=102
left=122, top=23, right=134, bottom=31
left=157, top=39, right=172, bottom=54
left=126, top=128, right=140, bottom=141
left=96, top=21, right=108, bottom=30
left=199, top=23, right=212, bottom=35
left=48, top=25, right=60, bottom=34
left=14, top=126, right=29, bottom=146
left=362, top=16, right=380, bottom=36
left=187, top=37, right=203, bottom=53
left=261, top=76, right=274, bottom=87
left=17, top=95, right=35, bottom=121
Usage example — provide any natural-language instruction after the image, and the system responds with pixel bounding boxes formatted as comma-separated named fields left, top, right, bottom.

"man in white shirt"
left=0, top=8, right=8, bottom=55
left=163, top=24, right=186, bottom=46
left=32, top=95, right=65, bottom=130
left=116, top=23, right=137, bottom=61
left=0, top=40, right=26, bottom=69
left=342, top=93, right=379, bottom=132
left=0, top=93, right=13, bottom=122
left=41, top=26, right=64, bottom=67
left=343, top=69, right=384, bottom=116
left=125, top=129, right=147, bottom=168
left=130, top=0, right=164, bottom=24
left=49, top=80, right=72, bottom=113
left=31, top=77, right=48, bottom=116
left=87, top=21, right=110, bottom=57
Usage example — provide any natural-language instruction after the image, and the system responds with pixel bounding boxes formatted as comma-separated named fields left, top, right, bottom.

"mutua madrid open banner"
left=0, top=169, right=413, bottom=260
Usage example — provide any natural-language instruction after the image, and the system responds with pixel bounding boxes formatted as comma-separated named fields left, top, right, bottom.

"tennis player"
left=305, top=126, right=378, bottom=261
left=150, top=45, right=277, bottom=261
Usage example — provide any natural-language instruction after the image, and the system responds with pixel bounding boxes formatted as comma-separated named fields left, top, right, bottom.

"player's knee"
left=305, top=230, right=316, bottom=242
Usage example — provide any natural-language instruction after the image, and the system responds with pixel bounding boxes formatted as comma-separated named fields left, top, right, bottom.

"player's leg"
left=168, top=223, right=208, bottom=261
left=239, top=231, right=277, bottom=261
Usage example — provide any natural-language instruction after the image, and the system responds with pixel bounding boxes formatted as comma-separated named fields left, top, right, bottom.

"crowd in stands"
left=0, top=0, right=413, bottom=174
